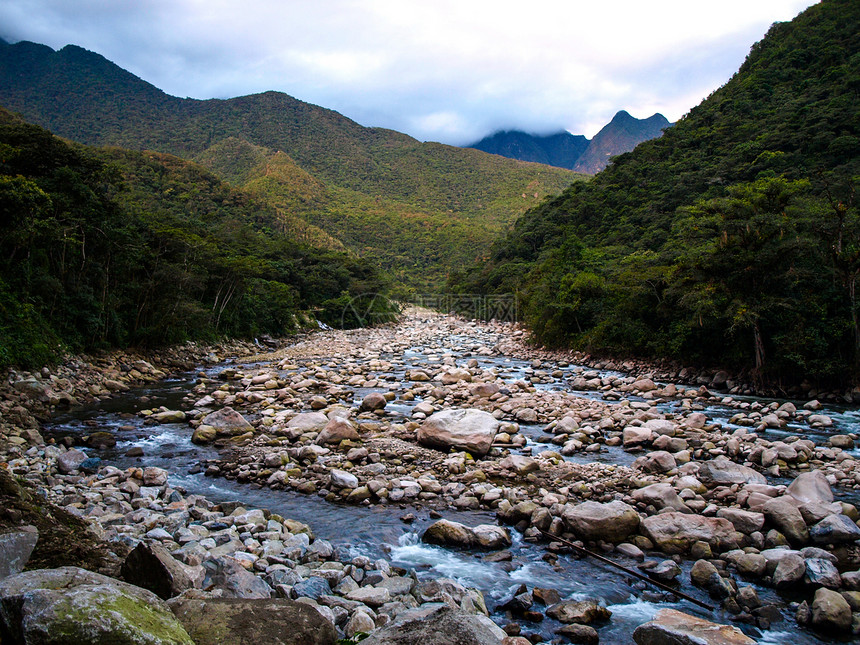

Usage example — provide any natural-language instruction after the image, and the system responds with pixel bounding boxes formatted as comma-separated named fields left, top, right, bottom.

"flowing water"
left=42, top=330, right=860, bottom=644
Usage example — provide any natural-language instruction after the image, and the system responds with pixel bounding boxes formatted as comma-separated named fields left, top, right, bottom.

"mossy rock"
left=0, top=566, right=194, bottom=644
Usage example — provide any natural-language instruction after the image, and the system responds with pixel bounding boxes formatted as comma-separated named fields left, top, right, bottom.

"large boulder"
left=0, top=566, right=194, bottom=644
left=315, top=417, right=360, bottom=444
left=360, top=605, right=505, bottom=645
left=562, top=501, right=640, bottom=543
left=640, top=513, right=739, bottom=554
left=763, top=496, right=809, bottom=545
left=121, top=541, right=201, bottom=600
left=422, top=519, right=511, bottom=550
left=168, top=597, right=337, bottom=645
left=201, top=556, right=272, bottom=599
left=810, top=587, right=852, bottom=633
left=787, top=470, right=834, bottom=505
left=417, top=409, right=500, bottom=456
left=809, top=514, right=860, bottom=544
left=0, top=528, right=38, bottom=581
left=200, top=407, right=254, bottom=436
left=633, top=608, right=755, bottom=644
left=632, top=483, right=690, bottom=513
left=696, top=457, right=766, bottom=487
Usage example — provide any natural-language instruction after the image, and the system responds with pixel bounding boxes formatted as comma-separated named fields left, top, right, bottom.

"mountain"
left=466, top=111, right=671, bottom=174
left=450, top=0, right=860, bottom=386
left=467, top=130, right=589, bottom=170
left=0, top=39, right=578, bottom=290
left=571, top=111, right=671, bottom=174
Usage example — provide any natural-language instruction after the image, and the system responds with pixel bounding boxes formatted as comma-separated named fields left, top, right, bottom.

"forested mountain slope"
left=0, top=40, right=578, bottom=289
left=0, top=108, right=393, bottom=368
left=451, top=0, right=860, bottom=386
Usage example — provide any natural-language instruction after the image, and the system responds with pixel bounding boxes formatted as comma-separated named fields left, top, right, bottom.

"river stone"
left=716, top=508, right=765, bottom=535
left=499, top=455, right=539, bottom=475
left=441, top=368, right=472, bottom=385
left=643, top=419, right=677, bottom=436
left=787, top=470, right=834, bottom=505
left=290, top=576, right=331, bottom=601
left=0, top=529, right=38, bottom=581
left=360, top=392, right=387, bottom=412
left=623, top=427, right=652, bottom=448
left=201, top=556, right=272, bottom=598
left=632, top=608, right=755, bottom=644
left=346, top=586, right=391, bottom=607
left=168, top=597, right=336, bottom=645
left=316, top=417, right=360, bottom=444
left=0, top=566, right=194, bottom=644
left=809, top=514, right=860, bottom=544
left=417, top=409, right=500, bottom=456
left=556, top=624, right=599, bottom=644
left=329, top=469, right=359, bottom=489
left=121, top=541, right=200, bottom=600
left=285, top=411, right=328, bottom=433
left=150, top=410, right=187, bottom=424
left=763, top=497, right=809, bottom=545
left=634, top=451, right=677, bottom=474
left=470, top=382, right=500, bottom=398
left=56, top=448, right=88, bottom=474
left=805, top=558, right=842, bottom=589
left=811, top=587, right=852, bottom=633
left=562, top=500, right=640, bottom=543
left=640, top=512, right=738, bottom=554
left=360, top=605, right=506, bottom=645
left=201, top=406, right=254, bottom=436
left=546, top=599, right=611, bottom=624
left=422, top=519, right=511, bottom=550
left=696, top=457, right=766, bottom=486
left=772, top=553, right=806, bottom=588
left=632, top=483, right=690, bottom=513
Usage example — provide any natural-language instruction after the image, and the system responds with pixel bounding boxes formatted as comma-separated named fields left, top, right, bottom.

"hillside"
left=466, top=111, right=670, bottom=174
left=451, top=0, right=860, bottom=386
left=0, top=40, right=578, bottom=289
left=0, top=108, right=394, bottom=368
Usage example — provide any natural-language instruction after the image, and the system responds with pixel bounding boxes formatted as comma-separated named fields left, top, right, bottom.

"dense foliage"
left=0, top=42, right=577, bottom=290
left=451, top=0, right=860, bottom=386
left=0, top=109, right=394, bottom=368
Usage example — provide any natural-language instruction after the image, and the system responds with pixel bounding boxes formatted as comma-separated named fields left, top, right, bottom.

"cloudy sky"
left=0, top=0, right=818, bottom=144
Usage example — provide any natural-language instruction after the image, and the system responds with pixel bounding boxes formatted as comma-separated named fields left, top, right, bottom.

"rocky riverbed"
left=2, top=309, right=860, bottom=644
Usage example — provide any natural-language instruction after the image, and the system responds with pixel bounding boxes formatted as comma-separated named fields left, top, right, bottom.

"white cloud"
left=0, top=0, right=819, bottom=143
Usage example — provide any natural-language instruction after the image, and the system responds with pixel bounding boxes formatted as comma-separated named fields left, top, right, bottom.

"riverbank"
left=2, top=309, right=860, bottom=643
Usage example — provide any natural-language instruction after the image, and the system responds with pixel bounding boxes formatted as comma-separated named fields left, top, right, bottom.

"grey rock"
left=361, top=605, right=506, bottom=645
left=0, top=528, right=38, bottom=581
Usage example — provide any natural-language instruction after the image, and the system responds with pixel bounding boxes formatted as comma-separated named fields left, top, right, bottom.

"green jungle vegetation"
left=0, top=40, right=578, bottom=290
left=0, top=108, right=396, bottom=368
left=450, top=0, right=860, bottom=387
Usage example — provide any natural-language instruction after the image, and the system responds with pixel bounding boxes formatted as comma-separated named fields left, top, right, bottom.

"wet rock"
left=809, top=514, right=860, bottom=545
left=805, top=558, right=842, bottom=589
left=562, top=500, right=640, bottom=543
left=422, top=519, right=511, bottom=550
left=417, top=409, right=500, bottom=456
left=168, top=597, right=337, bottom=645
left=810, top=587, right=852, bottom=633
left=0, top=566, right=194, bottom=644
left=360, top=605, right=506, bottom=645
left=0, top=528, right=38, bottom=581
left=555, top=623, right=599, bottom=644
left=546, top=599, right=611, bottom=624
left=633, top=608, right=755, bottom=644
left=640, top=513, right=738, bottom=554
left=647, top=560, right=682, bottom=582
left=150, top=410, right=187, bottom=424
left=86, top=431, right=116, bottom=449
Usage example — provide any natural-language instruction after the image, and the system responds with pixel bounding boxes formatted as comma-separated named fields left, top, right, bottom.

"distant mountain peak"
left=465, top=111, right=671, bottom=174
